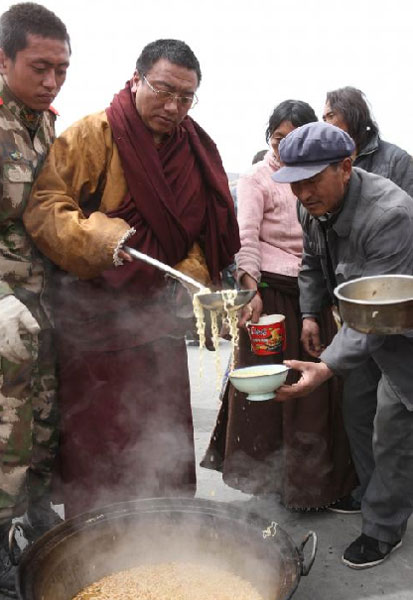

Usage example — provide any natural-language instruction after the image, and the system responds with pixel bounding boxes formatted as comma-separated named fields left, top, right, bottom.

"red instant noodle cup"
left=247, top=314, right=286, bottom=356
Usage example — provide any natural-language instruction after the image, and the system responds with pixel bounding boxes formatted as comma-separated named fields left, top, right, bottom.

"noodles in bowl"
left=229, top=364, right=289, bottom=401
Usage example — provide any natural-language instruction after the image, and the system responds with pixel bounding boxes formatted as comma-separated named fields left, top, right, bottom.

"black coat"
left=354, top=133, right=413, bottom=197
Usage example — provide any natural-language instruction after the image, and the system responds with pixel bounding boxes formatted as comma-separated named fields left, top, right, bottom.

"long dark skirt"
left=56, top=336, right=196, bottom=518
left=201, top=273, right=357, bottom=510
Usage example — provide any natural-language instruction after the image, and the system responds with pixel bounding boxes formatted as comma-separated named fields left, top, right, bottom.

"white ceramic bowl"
left=229, top=364, right=289, bottom=401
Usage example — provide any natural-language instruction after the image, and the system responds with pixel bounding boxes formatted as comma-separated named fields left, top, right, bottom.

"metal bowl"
left=198, top=289, right=256, bottom=311
left=334, top=274, right=413, bottom=334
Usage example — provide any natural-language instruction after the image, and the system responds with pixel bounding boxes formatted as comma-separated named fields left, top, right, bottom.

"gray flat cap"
left=272, top=122, right=355, bottom=183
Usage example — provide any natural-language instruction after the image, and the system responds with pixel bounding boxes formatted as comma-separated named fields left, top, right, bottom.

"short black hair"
left=0, top=2, right=71, bottom=60
left=326, top=86, right=379, bottom=152
left=265, top=100, right=318, bottom=143
left=136, top=39, right=201, bottom=86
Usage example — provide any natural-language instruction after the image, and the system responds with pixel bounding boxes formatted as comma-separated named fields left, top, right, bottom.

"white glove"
left=0, top=296, right=40, bottom=363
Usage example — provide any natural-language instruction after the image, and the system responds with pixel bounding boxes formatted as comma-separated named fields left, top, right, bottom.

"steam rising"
left=54, top=272, right=198, bottom=518
left=37, top=502, right=289, bottom=600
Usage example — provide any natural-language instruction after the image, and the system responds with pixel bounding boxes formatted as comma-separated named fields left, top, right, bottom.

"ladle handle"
left=124, top=246, right=206, bottom=292
left=298, top=530, right=318, bottom=576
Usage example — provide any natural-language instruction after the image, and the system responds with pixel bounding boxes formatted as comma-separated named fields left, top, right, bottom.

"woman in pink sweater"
left=202, top=100, right=356, bottom=510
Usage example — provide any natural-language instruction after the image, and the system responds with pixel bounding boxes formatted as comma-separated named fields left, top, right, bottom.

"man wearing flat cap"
left=274, top=122, right=413, bottom=570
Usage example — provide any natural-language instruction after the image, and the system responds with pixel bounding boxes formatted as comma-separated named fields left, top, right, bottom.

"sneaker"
left=328, top=495, right=361, bottom=514
left=342, top=533, right=402, bottom=569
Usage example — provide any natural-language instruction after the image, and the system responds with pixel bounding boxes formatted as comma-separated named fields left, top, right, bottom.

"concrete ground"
left=190, top=340, right=413, bottom=600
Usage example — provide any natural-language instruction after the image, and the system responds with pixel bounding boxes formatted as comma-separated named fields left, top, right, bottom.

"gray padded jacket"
left=354, top=133, right=413, bottom=197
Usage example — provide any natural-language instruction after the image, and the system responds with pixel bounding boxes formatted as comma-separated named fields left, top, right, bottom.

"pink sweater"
left=236, top=150, right=303, bottom=282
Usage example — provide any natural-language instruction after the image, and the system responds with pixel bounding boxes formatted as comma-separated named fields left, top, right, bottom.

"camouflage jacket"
left=0, top=76, right=56, bottom=323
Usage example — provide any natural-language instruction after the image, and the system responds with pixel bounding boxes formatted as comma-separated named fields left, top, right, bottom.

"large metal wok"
left=17, top=498, right=316, bottom=600
left=335, top=274, right=413, bottom=334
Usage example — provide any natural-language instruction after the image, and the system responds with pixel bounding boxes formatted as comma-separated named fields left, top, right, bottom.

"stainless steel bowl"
left=198, top=289, right=256, bottom=311
left=334, top=274, right=413, bottom=334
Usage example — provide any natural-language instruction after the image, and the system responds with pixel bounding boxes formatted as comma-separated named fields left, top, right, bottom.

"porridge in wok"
left=72, top=561, right=264, bottom=600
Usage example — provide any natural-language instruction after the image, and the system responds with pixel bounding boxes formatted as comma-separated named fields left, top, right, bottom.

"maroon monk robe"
left=103, top=79, right=240, bottom=291
left=54, top=82, right=240, bottom=518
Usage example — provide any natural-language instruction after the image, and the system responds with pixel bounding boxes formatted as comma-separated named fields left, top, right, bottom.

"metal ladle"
left=124, top=246, right=256, bottom=311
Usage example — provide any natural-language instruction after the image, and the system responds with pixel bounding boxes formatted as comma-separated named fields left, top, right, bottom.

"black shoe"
left=21, top=498, right=63, bottom=542
left=342, top=533, right=402, bottom=569
left=328, top=495, right=361, bottom=514
left=0, top=524, right=17, bottom=598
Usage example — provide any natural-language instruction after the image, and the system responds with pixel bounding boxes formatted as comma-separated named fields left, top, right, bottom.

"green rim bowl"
left=229, top=364, right=289, bottom=401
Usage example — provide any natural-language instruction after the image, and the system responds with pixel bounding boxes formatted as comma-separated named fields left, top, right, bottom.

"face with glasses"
left=269, top=120, right=296, bottom=162
left=132, top=58, right=199, bottom=144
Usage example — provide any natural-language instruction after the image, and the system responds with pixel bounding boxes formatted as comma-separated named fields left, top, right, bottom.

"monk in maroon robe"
left=25, top=39, right=240, bottom=518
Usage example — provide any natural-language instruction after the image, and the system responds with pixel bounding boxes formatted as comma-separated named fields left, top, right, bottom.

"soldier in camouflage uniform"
left=0, top=3, right=70, bottom=595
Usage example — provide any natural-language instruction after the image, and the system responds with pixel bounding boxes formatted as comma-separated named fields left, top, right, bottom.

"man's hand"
left=301, top=317, right=323, bottom=357
left=0, top=296, right=40, bottom=363
left=117, top=249, right=133, bottom=263
left=239, top=292, right=263, bottom=327
left=275, top=360, right=333, bottom=401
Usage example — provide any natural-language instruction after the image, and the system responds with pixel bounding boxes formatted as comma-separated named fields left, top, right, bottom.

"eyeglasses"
left=143, top=75, right=198, bottom=109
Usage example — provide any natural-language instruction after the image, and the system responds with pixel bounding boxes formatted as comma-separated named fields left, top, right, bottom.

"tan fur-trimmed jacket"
left=25, top=110, right=210, bottom=286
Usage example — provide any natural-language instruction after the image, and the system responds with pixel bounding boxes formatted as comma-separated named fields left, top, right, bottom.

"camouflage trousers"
left=0, top=328, right=58, bottom=525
